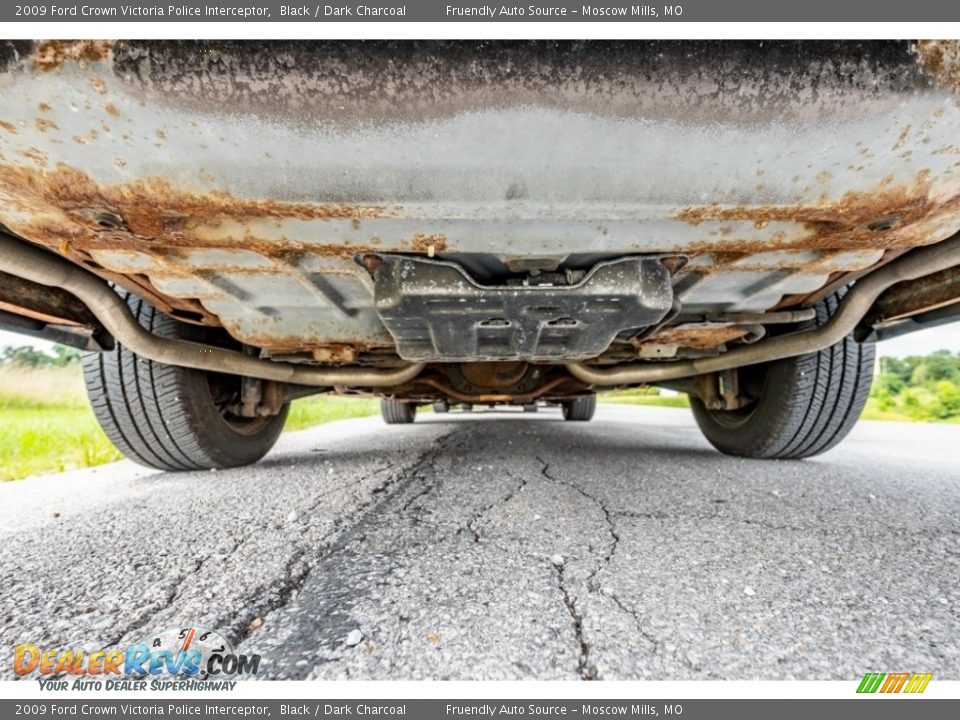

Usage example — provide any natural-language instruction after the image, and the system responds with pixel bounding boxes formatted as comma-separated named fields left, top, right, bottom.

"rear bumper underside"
left=2, top=40, right=960, bottom=362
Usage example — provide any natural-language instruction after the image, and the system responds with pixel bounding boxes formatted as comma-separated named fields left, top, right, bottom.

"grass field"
left=285, top=396, right=380, bottom=431
left=0, top=365, right=119, bottom=480
left=0, top=365, right=380, bottom=481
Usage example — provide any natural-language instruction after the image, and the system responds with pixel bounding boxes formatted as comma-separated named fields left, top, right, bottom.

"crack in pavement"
left=99, top=579, right=182, bottom=650
left=99, top=461, right=402, bottom=652
left=238, top=426, right=612, bottom=680
left=536, top=455, right=682, bottom=676
left=461, top=474, right=528, bottom=543
left=601, top=589, right=661, bottom=657
left=536, top=456, right=620, bottom=577
left=236, top=428, right=468, bottom=646
left=535, top=456, right=709, bottom=676
left=234, top=426, right=474, bottom=664
left=536, top=455, right=626, bottom=679
left=553, top=559, right=596, bottom=680
left=98, top=431, right=463, bottom=655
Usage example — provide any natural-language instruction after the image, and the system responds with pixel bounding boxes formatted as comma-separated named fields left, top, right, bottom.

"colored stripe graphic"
left=857, top=673, right=885, bottom=693
left=857, top=672, right=932, bottom=694
left=904, top=673, right=933, bottom=694
left=880, top=672, right=909, bottom=693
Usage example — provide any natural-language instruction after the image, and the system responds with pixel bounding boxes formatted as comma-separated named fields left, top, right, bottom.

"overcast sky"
left=2, top=323, right=958, bottom=360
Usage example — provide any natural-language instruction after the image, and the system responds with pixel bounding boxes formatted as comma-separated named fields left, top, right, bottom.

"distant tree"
left=0, top=344, right=83, bottom=367
left=50, top=345, right=82, bottom=366
left=871, top=349, right=960, bottom=422
left=919, top=350, right=960, bottom=383
left=0, top=345, right=48, bottom=366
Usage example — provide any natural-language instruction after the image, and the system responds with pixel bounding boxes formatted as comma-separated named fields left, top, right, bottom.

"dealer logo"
left=14, top=626, right=260, bottom=681
left=856, top=672, right=933, bottom=694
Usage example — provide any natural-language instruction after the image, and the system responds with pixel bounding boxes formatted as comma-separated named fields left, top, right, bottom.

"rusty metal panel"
left=2, top=41, right=960, bottom=356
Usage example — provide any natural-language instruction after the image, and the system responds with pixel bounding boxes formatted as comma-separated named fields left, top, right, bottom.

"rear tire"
left=562, top=395, right=596, bottom=421
left=82, top=293, right=288, bottom=472
left=381, top=398, right=416, bottom=424
left=690, top=290, right=874, bottom=459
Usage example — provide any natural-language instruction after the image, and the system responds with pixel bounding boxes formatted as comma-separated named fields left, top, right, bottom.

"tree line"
left=0, top=344, right=82, bottom=367
left=871, top=349, right=960, bottom=421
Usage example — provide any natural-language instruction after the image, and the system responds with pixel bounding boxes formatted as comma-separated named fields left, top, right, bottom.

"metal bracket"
left=372, top=255, right=674, bottom=362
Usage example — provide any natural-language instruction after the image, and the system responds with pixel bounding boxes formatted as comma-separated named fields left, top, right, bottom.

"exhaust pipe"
left=0, top=233, right=424, bottom=388
left=565, top=233, right=960, bottom=387
left=5, top=230, right=958, bottom=389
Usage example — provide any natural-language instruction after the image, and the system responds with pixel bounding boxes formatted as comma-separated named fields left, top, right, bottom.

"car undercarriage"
left=2, top=39, right=960, bottom=467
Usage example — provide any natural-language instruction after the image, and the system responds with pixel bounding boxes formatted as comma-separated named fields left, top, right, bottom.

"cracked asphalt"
left=2, top=405, right=959, bottom=681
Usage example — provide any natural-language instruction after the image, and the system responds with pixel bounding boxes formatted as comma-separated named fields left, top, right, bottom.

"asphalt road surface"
left=2, top=405, right=959, bottom=681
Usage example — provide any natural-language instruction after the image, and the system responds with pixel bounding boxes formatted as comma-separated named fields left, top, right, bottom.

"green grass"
left=599, top=388, right=691, bottom=408
left=0, top=408, right=123, bottom=481
left=860, top=397, right=960, bottom=424
left=0, top=364, right=380, bottom=481
left=284, top=396, right=379, bottom=431
left=0, top=364, right=121, bottom=480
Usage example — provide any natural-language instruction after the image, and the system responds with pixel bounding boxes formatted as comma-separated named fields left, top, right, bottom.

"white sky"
left=2, top=324, right=958, bottom=360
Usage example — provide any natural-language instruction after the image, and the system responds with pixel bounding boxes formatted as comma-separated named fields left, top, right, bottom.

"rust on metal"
left=3, top=41, right=959, bottom=363
left=32, top=40, right=114, bottom=72
left=460, top=361, right=529, bottom=389
left=916, top=40, right=960, bottom=93
left=0, top=270, right=100, bottom=327
left=250, top=336, right=386, bottom=355
left=66, top=41, right=943, bottom=127
left=0, top=163, right=385, bottom=240
left=641, top=324, right=750, bottom=350
left=870, top=265, right=960, bottom=323
left=310, top=345, right=359, bottom=364
left=677, top=171, right=960, bottom=252
left=416, top=375, right=572, bottom=404
left=686, top=250, right=883, bottom=278
left=774, top=248, right=909, bottom=309
left=0, top=162, right=394, bottom=344
left=409, top=233, right=448, bottom=254
left=116, top=272, right=221, bottom=326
